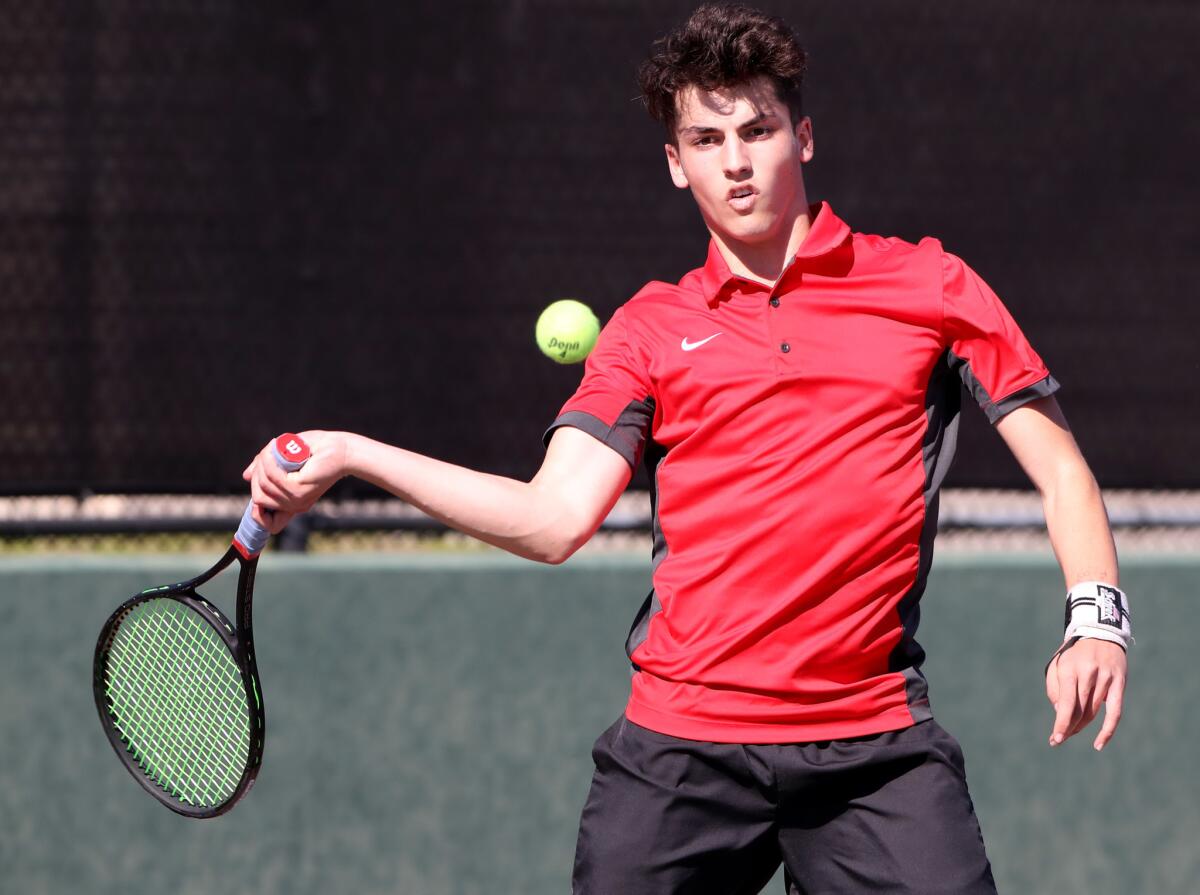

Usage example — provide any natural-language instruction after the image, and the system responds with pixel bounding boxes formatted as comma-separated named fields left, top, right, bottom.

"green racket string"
left=104, top=598, right=251, bottom=807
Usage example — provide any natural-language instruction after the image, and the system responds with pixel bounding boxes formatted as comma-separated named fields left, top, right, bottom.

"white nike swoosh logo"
left=681, top=332, right=723, bottom=351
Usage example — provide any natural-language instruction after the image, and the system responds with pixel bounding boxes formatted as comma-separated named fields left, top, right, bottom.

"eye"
left=693, top=135, right=718, bottom=147
left=746, top=126, right=773, bottom=139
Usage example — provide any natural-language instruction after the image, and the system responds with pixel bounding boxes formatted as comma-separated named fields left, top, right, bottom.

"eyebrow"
left=678, top=112, right=777, bottom=138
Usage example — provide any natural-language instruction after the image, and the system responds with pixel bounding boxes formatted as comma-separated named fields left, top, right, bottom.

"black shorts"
left=572, top=715, right=997, bottom=895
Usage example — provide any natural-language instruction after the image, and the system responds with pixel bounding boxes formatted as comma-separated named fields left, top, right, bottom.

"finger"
left=1070, top=674, right=1111, bottom=741
left=268, top=509, right=295, bottom=535
left=250, top=503, right=271, bottom=528
left=255, top=463, right=292, bottom=506
left=1089, top=670, right=1110, bottom=718
left=251, top=502, right=294, bottom=535
left=249, top=469, right=284, bottom=512
left=289, top=467, right=321, bottom=490
left=261, top=460, right=310, bottom=509
left=1067, top=706, right=1098, bottom=741
left=1066, top=667, right=1100, bottom=739
left=242, top=462, right=253, bottom=481
left=1093, top=674, right=1126, bottom=751
left=280, top=471, right=315, bottom=504
left=1063, top=691, right=1091, bottom=741
left=260, top=448, right=291, bottom=489
left=1050, top=668, right=1079, bottom=746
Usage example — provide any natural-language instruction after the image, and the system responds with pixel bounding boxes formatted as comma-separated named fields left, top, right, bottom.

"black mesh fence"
left=4, top=0, right=1198, bottom=498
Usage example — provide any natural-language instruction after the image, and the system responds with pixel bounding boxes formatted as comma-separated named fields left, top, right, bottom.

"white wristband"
left=1062, top=581, right=1132, bottom=650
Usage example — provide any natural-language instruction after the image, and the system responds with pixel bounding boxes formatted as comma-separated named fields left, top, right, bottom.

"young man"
left=244, top=5, right=1129, bottom=892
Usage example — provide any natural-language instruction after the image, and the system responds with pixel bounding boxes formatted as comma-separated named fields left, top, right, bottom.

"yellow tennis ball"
left=536, top=299, right=600, bottom=364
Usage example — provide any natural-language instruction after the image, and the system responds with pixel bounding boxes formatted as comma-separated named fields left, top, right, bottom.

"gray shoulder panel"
left=991, top=374, right=1061, bottom=422
left=544, top=410, right=612, bottom=449
left=947, top=348, right=1061, bottom=424
left=543, top=398, right=655, bottom=471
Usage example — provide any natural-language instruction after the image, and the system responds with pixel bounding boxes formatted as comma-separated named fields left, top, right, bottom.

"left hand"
left=1046, top=637, right=1127, bottom=751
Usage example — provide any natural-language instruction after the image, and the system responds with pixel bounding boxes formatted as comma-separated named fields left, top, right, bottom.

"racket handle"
left=234, top=433, right=312, bottom=558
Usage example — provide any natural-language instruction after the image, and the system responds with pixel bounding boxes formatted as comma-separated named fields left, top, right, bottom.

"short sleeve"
left=942, top=252, right=1060, bottom=423
left=542, top=307, right=655, bottom=470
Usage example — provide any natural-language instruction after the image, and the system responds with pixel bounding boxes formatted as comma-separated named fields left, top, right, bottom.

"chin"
left=723, top=216, right=778, bottom=244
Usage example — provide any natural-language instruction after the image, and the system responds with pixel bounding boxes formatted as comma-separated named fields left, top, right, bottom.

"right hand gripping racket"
left=93, top=433, right=310, bottom=818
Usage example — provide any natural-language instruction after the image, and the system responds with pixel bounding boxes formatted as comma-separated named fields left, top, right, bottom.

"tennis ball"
left=536, top=299, right=600, bottom=364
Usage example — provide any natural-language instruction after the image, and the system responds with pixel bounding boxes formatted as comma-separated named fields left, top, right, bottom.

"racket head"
left=93, top=584, right=264, bottom=818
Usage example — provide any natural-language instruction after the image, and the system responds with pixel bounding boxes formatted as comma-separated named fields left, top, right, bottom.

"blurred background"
left=1, top=1, right=1196, bottom=893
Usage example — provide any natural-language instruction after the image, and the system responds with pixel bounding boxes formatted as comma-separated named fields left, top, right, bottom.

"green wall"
left=0, top=553, right=1192, bottom=894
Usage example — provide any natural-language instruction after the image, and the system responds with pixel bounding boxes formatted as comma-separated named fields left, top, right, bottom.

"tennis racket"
left=93, top=432, right=310, bottom=818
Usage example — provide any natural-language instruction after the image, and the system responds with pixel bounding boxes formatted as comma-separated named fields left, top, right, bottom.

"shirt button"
left=769, top=297, right=780, bottom=307
left=780, top=342, right=791, bottom=354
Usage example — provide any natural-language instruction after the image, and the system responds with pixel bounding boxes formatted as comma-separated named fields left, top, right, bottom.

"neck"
left=711, top=204, right=815, bottom=286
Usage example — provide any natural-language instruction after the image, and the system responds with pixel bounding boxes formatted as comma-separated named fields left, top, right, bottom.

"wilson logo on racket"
left=275, top=432, right=311, bottom=465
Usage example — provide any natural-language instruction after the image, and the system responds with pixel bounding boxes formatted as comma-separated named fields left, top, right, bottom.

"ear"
left=794, top=116, right=814, bottom=163
left=665, top=143, right=690, bottom=190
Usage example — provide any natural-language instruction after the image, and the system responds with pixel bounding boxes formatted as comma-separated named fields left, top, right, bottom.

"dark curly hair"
left=638, top=4, right=808, bottom=143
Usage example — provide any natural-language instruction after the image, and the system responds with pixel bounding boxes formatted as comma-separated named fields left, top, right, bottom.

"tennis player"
left=244, top=5, right=1129, bottom=891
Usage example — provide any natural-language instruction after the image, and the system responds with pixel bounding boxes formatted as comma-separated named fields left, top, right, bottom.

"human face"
left=665, top=78, right=814, bottom=251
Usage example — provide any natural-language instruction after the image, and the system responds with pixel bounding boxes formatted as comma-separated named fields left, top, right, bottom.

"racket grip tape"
left=234, top=433, right=312, bottom=558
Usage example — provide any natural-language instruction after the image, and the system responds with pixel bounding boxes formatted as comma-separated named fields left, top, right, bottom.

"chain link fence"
left=2, top=490, right=1198, bottom=556
left=3, top=1, right=1197, bottom=549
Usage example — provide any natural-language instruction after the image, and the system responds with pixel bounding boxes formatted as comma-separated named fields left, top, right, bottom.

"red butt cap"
left=275, top=433, right=311, bottom=464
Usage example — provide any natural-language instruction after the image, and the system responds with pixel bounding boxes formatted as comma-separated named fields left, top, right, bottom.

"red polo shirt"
left=546, top=203, right=1057, bottom=743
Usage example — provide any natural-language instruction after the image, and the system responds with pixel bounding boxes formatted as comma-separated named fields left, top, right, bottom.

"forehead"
left=674, top=77, right=787, bottom=131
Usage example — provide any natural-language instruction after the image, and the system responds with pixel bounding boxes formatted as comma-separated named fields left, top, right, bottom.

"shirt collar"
left=699, top=201, right=852, bottom=307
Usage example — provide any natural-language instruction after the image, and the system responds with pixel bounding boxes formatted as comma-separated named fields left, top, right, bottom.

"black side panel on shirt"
left=887, top=351, right=963, bottom=721
left=542, top=397, right=656, bottom=471
left=890, top=353, right=1061, bottom=718
left=624, top=436, right=669, bottom=670
left=644, top=437, right=669, bottom=572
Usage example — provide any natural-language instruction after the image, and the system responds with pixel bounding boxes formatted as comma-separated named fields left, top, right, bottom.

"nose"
left=721, top=137, right=751, bottom=180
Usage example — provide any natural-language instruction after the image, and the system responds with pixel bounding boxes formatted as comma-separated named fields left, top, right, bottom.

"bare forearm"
left=342, top=433, right=585, bottom=563
left=1041, top=461, right=1119, bottom=589
left=995, top=399, right=1127, bottom=748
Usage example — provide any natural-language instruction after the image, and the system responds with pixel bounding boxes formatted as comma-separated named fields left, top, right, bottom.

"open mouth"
left=728, top=186, right=757, bottom=212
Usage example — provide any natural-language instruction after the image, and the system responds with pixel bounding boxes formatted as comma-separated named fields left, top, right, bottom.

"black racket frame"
left=93, top=544, right=265, bottom=819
